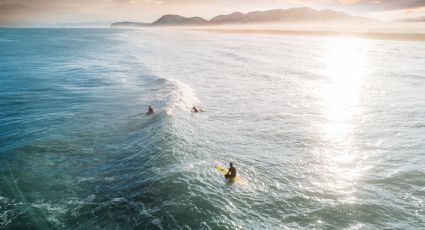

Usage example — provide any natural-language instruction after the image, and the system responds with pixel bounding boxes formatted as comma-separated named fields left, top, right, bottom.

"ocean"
left=0, top=28, right=424, bottom=229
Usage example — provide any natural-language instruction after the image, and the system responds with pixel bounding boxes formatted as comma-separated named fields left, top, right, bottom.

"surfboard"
left=215, top=166, right=247, bottom=185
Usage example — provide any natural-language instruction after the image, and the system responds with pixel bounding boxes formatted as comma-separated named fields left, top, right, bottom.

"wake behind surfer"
left=225, top=162, right=237, bottom=179
left=147, top=106, right=154, bottom=115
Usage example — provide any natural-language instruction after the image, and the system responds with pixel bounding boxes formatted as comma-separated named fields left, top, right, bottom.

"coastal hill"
left=394, top=16, right=425, bottom=22
left=152, top=15, right=208, bottom=25
left=110, top=21, right=150, bottom=27
left=111, top=7, right=376, bottom=27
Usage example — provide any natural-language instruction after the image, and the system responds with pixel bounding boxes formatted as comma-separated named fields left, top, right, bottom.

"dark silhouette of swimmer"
left=192, top=106, right=203, bottom=113
left=225, top=162, right=237, bottom=179
left=147, top=106, right=154, bottom=115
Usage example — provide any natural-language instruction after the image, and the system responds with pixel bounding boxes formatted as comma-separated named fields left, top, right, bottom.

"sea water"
left=0, top=28, right=424, bottom=229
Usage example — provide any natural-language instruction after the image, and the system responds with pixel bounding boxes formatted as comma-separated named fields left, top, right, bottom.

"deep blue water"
left=1, top=28, right=424, bottom=229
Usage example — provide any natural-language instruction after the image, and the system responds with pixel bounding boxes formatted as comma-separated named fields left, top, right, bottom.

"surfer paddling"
left=147, top=106, right=154, bottom=115
left=191, top=106, right=204, bottom=113
left=225, top=162, right=237, bottom=179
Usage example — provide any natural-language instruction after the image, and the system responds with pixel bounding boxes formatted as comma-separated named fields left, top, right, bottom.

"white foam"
left=160, top=78, right=200, bottom=116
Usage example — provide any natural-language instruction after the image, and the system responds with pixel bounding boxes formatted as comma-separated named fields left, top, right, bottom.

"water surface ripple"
left=0, top=28, right=424, bottom=229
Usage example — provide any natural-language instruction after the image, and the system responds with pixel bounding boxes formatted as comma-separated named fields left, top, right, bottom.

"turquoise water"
left=1, top=28, right=424, bottom=229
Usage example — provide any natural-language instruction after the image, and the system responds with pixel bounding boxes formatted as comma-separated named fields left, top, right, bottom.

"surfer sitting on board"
left=225, top=162, right=237, bottom=179
left=147, top=106, right=154, bottom=115
left=191, top=106, right=204, bottom=113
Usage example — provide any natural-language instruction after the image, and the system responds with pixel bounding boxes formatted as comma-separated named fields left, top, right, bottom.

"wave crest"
left=150, top=77, right=200, bottom=116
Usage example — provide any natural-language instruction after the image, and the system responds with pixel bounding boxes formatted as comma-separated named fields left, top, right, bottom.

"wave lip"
left=150, top=77, right=200, bottom=116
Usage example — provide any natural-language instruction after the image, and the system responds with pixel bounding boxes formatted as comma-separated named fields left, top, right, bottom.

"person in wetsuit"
left=192, top=106, right=199, bottom=113
left=147, top=106, right=154, bottom=115
left=225, top=162, right=237, bottom=179
left=192, top=106, right=203, bottom=113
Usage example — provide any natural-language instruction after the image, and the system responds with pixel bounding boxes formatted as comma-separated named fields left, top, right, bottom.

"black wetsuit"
left=225, top=167, right=237, bottom=179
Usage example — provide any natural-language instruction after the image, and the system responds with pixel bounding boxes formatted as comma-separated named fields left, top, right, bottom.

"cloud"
left=1, top=0, right=425, bottom=26
left=334, top=0, right=425, bottom=11
left=2, top=0, right=424, bottom=13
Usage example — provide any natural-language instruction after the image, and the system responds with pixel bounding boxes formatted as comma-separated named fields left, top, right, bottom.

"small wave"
left=142, top=77, right=200, bottom=116
left=0, top=38, right=13, bottom=43
left=0, top=197, right=67, bottom=228
left=164, top=79, right=200, bottom=115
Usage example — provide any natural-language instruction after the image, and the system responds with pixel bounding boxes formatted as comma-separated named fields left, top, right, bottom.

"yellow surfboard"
left=215, top=166, right=247, bottom=185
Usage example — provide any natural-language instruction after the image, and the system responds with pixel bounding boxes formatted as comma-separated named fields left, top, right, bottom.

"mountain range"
left=111, top=7, right=376, bottom=27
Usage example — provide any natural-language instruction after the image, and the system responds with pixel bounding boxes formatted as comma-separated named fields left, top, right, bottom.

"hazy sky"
left=1, top=0, right=425, bottom=26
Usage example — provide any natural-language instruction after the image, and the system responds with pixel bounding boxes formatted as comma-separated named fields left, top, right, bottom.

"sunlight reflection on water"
left=314, top=38, right=369, bottom=199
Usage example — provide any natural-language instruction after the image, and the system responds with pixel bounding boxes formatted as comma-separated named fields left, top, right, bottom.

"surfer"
left=191, top=106, right=203, bottom=113
left=225, top=162, right=237, bottom=179
left=147, top=106, right=154, bottom=115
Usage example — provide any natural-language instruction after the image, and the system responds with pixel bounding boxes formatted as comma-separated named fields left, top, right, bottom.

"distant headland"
left=111, top=7, right=376, bottom=27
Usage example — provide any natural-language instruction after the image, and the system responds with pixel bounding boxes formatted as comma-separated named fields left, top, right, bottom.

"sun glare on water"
left=313, top=37, right=369, bottom=199
left=321, top=38, right=366, bottom=142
